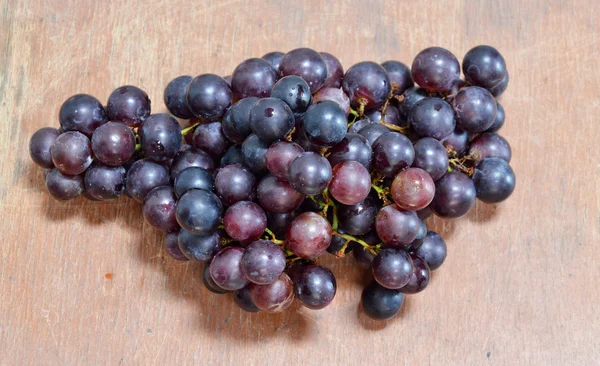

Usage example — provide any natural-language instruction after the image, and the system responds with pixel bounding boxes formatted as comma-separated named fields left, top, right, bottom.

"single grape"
left=442, top=128, right=470, bottom=157
left=106, top=85, right=151, bottom=127
left=257, top=175, right=304, bottom=213
left=233, top=286, right=261, bottom=313
left=164, top=231, right=189, bottom=261
left=397, top=86, right=428, bottom=120
left=488, top=71, right=509, bottom=98
left=45, top=168, right=83, bottom=200
left=376, top=205, right=420, bottom=248
left=361, top=280, right=404, bottom=320
left=173, top=166, right=213, bottom=198
left=279, top=48, right=327, bottom=93
left=265, top=141, right=304, bottom=181
left=241, top=134, right=269, bottom=174
left=286, top=212, right=332, bottom=259
left=342, top=61, right=391, bottom=110
left=59, top=94, right=107, bottom=137
left=411, top=47, right=460, bottom=93
left=358, top=123, right=390, bottom=146
left=430, top=171, right=476, bottom=218
left=337, top=194, right=379, bottom=235
left=327, top=133, right=372, bottom=171
left=452, top=86, right=497, bottom=133
left=381, top=60, right=414, bottom=95
left=329, top=161, right=371, bottom=205
left=469, top=132, right=512, bottom=163
left=249, top=273, right=295, bottom=313
left=163, top=75, right=195, bottom=119
left=203, top=264, right=228, bottom=294
left=231, top=58, right=279, bottom=99
left=348, top=116, right=375, bottom=134
left=266, top=211, right=297, bottom=238
left=91, top=122, right=136, bottom=166
left=126, top=159, right=170, bottom=202
left=365, top=105, right=403, bottom=127
left=84, top=163, right=126, bottom=200
left=312, top=87, right=350, bottom=115
left=293, top=264, right=337, bottom=310
left=192, top=122, right=228, bottom=158
left=320, top=52, right=344, bottom=88
left=223, top=201, right=267, bottom=243
left=412, top=230, right=446, bottom=270
left=485, top=102, right=505, bottom=133
left=412, top=137, right=449, bottom=181
left=302, top=101, right=347, bottom=148
left=287, top=152, right=332, bottom=196
left=51, top=131, right=93, bottom=175
left=400, top=254, right=430, bottom=294
left=209, top=246, right=249, bottom=291
left=261, top=51, right=285, bottom=71
left=178, top=229, right=221, bottom=262
left=214, top=163, right=256, bottom=206
left=270, top=75, right=312, bottom=113
left=175, top=189, right=222, bottom=235
left=241, top=240, right=286, bottom=285
left=472, top=158, right=516, bottom=203
left=139, top=113, right=182, bottom=161
left=391, top=167, right=435, bottom=210
left=220, top=145, right=244, bottom=166
left=462, top=45, right=507, bottom=90
left=221, top=97, right=260, bottom=144
left=372, top=248, right=413, bottom=289
left=409, top=97, right=455, bottom=140
left=249, top=98, right=295, bottom=142
left=29, top=127, right=60, bottom=168
left=186, top=74, right=232, bottom=120
left=169, top=149, right=215, bottom=181
left=372, top=132, right=415, bottom=177
left=143, top=186, right=179, bottom=232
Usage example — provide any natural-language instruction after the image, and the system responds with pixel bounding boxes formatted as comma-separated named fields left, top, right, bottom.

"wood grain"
left=1, top=0, right=599, bottom=364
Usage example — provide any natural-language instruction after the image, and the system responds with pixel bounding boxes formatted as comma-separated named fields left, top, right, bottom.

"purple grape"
left=210, top=246, right=249, bottom=291
left=489, top=71, right=509, bottom=98
left=192, top=122, right=228, bottom=158
left=338, top=194, right=379, bottom=236
left=372, top=132, right=415, bottom=177
left=29, top=127, right=60, bottom=168
left=91, top=122, right=136, bottom=166
left=287, top=152, right=332, bottom=196
left=169, top=149, right=215, bottom=181
left=261, top=51, right=285, bottom=71
left=163, top=75, right=194, bottom=119
left=469, top=132, right=512, bottom=163
left=173, top=166, right=213, bottom=198
left=485, top=102, right=505, bottom=133
left=279, top=48, right=327, bottom=93
left=320, top=52, right=344, bottom=88
left=241, top=240, right=286, bottom=285
left=45, top=168, right=83, bottom=201
left=232, top=58, right=279, bottom=99
left=270, top=76, right=312, bottom=113
left=286, top=212, right=332, bottom=259
left=241, top=134, right=269, bottom=174
left=106, top=85, right=151, bottom=127
left=416, top=206, right=433, bottom=220
left=293, top=264, right=337, bottom=310
left=443, top=128, right=470, bottom=157
left=249, top=98, right=295, bottom=142
left=203, top=264, right=228, bottom=294
left=84, top=162, right=126, bottom=200
left=409, top=97, right=455, bottom=140
left=397, top=86, right=428, bottom=120
left=175, top=189, right=222, bottom=235
left=430, top=171, right=476, bottom=218
left=312, top=87, right=350, bottom=115
left=376, top=205, right=420, bottom=248
left=342, top=61, right=391, bottom=110
left=361, top=280, right=404, bottom=320
left=411, top=47, right=460, bottom=93
left=329, top=161, right=371, bottom=205
left=412, top=231, right=446, bottom=270
left=265, top=141, right=304, bottom=180
left=462, top=45, right=507, bottom=90
left=366, top=105, right=403, bottom=127
left=165, top=231, right=189, bottom=261
left=372, top=248, right=414, bottom=289
left=249, top=273, right=295, bottom=313
left=186, top=74, right=232, bottom=120
left=139, top=113, right=182, bottom=161
left=472, top=158, right=516, bottom=203
left=142, top=186, right=179, bottom=232
left=51, top=131, right=93, bottom=175
left=223, top=201, right=267, bottom=243
left=126, top=159, right=170, bottom=202
left=453, top=86, right=497, bottom=133
left=178, top=229, right=221, bottom=262
left=381, top=60, right=414, bottom=95
left=327, top=133, right=372, bottom=171
left=358, top=123, right=390, bottom=146
left=348, top=116, right=375, bottom=134
left=412, top=137, right=449, bottom=181
left=257, top=175, right=304, bottom=213
left=400, top=254, right=430, bottom=294
left=220, top=145, right=244, bottom=166
left=59, top=94, right=107, bottom=137
left=302, top=101, right=347, bottom=148
left=214, top=163, right=256, bottom=206
left=221, top=97, right=259, bottom=144
left=233, top=286, right=261, bottom=313
left=391, top=167, right=436, bottom=211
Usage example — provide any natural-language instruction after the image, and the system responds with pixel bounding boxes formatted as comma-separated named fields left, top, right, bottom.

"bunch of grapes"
left=29, top=45, right=514, bottom=320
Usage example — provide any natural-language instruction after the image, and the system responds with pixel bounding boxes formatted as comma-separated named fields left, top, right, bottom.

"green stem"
left=371, top=184, right=392, bottom=206
left=380, top=122, right=409, bottom=134
left=264, top=227, right=285, bottom=245
left=135, top=143, right=141, bottom=152
left=333, top=231, right=378, bottom=255
left=181, top=122, right=200, bottom=136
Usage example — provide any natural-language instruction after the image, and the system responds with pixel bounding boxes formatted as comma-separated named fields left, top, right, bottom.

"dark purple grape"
left=203, top=264, right=228, bottom=294
left=165, top=231, right=189, bottom=261
left=412, top=231, right=446, bottom=270
left=175, top=189, right=222, bottom=235
left=443, top=128, right=469, bottom=157
left=329, top=161, right=371, bottom=205
left=342, top=61, right=391, bottom=110
left=312, top=87, right=350, bottom=115
left=106, top=85, right=151, bottom=127
left=286, top=212, right=332, bottom=259
left=178, top=229, right=221, bottom=262
left=327, top=133, right=372, bottom=171
left=261, top=51, right=285, bottom=71
left=241, top=134, right=269, bottom=174
left=59, top=94, right=107, bottom=137
left=241, top=240, right=286, bottom=285
left=220, top=145, right=244, bottom=166
left=29, top=127, right=60, bottom=168
left=287, top=152, right=332, bottom=196
left=257, top=175, right=304, bottom=213
left=412, top=137, right=449, bottom=181
left=249, top=98, right=295, bottom=142
left=45, top=168, right=83, bottom=200
left=372, top=132, right=415, bottom=177
left=139, top=113, right=182, bottom=161
left=143, top=186, right=179, bottom=232
left=233, top=286, right=261, bottom=313
left=338, top=194, right=379, bottom=236
left=209, top=246, right=249, bottom=291
left=249, top=273, right=294, bottom=313
left=462, top=45, right=507, bottom=90
left=452, top=86, right=497, bottom=133
left=361, top=280, right=404, bottom=320
left=415, top=220, right=427, bottom=241
left=417, top=206, right=433, bottom=220
left=472, top=158, right=516, bottom=203
left=320, top=52, right=344, bottom=88
left=376, top=205, right=420, bottom=248
left=214, top=163, right=256, bottom=206
left=348, top=116, right=375, bottom=134
left=430, top=171, right=476, bottom=218
left=192, top=122, right=228, bottom=158
left=232, top=58, right=278, bottom=99
left=302, top=101, right=347, bottom=148
left=391, top=167, right=435, bottom=211
left=381, top=60, right=414, bottom=95
left=50, top=131, right=93, bottom=175
left=293, top=264, right=336, bottom=310
left=126, top=159, right=170, bottom=202
left=488, top=71, right=509, bottom=98
left=265, top=141, right=304, bottom=180
left=366, top=105, right=403, bottom=126
left=266, top=211, right=297, bottom=238
left=223, top=201, right=267, bottom=243
left=91, top=122, right=136, bottom=166
left=279, top=48, right=327, bottom=93
left=173, top=166, right=213, bottom=198
left=221, top=97, right=260, bottom=144
left=163, top=75, right=194, bottom=119
left=293, top=134, right=321, bottom=153
left=358, top=123, right=390, bottom=146
left=372, top=248, right=414, bottom=289
left=485, top=102, right=505, bottom=133
left=469, top=132, right=512, bottom=163
left=397, top=86, right=428, bottom=120
left=186, top=74, right=232, bottom=120
left=411, top=47, right=460, bottom=93
left=84, top=163, right=126, bottom=200
left=169, top=149, right=215, bottom=181
left=409, top=97, right=455, bottom=140
left=270, top=76, right=312, bottom=113
left=400, top=254, right=430, bottom=294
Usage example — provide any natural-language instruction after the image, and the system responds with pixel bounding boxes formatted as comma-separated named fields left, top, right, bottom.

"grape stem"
left=371, top=184, right=392, bottom=206
left=134, top=143, right=141, bottom=152
left=181, top=122, right=200, bottom=136
left=332, top=231, right=378, bottom=255
left=380, top=122, right=409, bottom=134
left=263, top=227, right=285, bottom=245
left=335, top=239, right=351, bottom=257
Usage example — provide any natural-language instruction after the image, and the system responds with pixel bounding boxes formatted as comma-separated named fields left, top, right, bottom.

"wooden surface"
left=1, top=0, right=598, bottom=365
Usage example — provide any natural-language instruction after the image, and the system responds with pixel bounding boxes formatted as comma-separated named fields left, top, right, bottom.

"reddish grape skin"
left=417, top=206, right=433, bottom=220
left=452, top=86, right=497, bottom=133
left=51, top=131, right=93, bottom=176
left=257, top=175, right=305, bottom=213
left=59, top=94, right=108, bottom=137
left=192, top=122, right=228, bottom=158
left=261, top=51, right=285, bottom=71
left=472, top=158, right=516, bottom=203
left=372, top=248, right=414, bottom=289
left=320, top=52, right=344, bottom=88
left=442, top=128, right=470, bottom=157
left=287, top=152, right=332, bottom=196
left=186, top=74, right=232, bottom=120
left=286, top=212, right=333, bottom=259
left=126, top=159, right=170, bottom=202
left=279, top=48, right=327, bottom=93
left=91, top=122, right=136, bottom=166
left=329, top=161, right=371, bottom=205
left=163, top=75, right=195, bottom=119
left=142, top=186, right=179, bottom=232
left=209, top=246, right=249, bottom=291
left=372, top=132, right=415, bottom=177
left=293, top=264, right=337, bottom=310
left=376, top=205, right=420, bottom=248
left=361, top=280, right=404, bottom=320
left=265, top=141, right=304, bottom=181
left=400, top=254, right=430, bottom=294
left=337, top=194, right=379, bottom=236
left=412, top=137, right=449, bottom=181
left=241, top=240, right=286, bottom=285
left=412, top=230, right=447, bottom=270
left=84, top=163, right=126, bottom=200
left=327, top=133, right=372, bottom=171
left=203, top=264, right=228, bottom=294
left=45, top=168, right=83, bottom=201
left=214, top=164, right=257, bottom=206
left=462, top=45, right=507, bottom=90
left=139, top=113, right=183, bottom=162
left=381, top=60, right=414, bottom=95
left=169, top=149, right=215, bottom=181
left=29, top=127, right=60, bottom=168
left=106, top=85, right=151, bottom=127
left=223, top=201, right=267, bottom=243
left=249, top=273, right=295, bottom=313
left=342, top=61, right=391, bottom=110
left=391, top=167, right=436, bottom=210
left=164, top=231, right=189, bottom=261
left=178, top=229, right=221, bottom=262
left=232, top=58, right=279, bottom=99
left=469, top=132, right=512, bottom=163
left=312, top=87, right=350, bottom=115
left=411, top=47, right=460, bottom=93
left=430, top=171, right=476, bottom=218
left=409, top=98, right=455, bottom=141
left=233, top=286, right=261, bottom=313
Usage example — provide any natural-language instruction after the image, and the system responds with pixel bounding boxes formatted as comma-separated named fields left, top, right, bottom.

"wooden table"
left=1, top=0, right=598, bottom=364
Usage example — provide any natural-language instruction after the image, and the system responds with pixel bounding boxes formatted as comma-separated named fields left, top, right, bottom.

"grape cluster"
left=29, top=45, right=515, bottom=321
